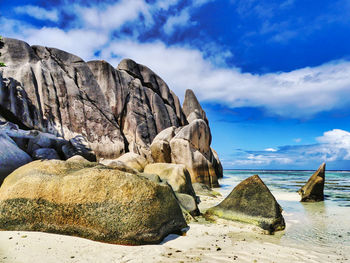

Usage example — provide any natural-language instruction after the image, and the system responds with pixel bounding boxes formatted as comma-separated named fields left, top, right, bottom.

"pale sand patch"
left=0, top=218, right=347, bottom=263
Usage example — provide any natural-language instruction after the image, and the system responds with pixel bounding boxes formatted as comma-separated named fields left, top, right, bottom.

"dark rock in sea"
left=298, top=163, right=326, bottom=202
left=206, top=175, right=285, bottom=233
left=0, top=159, right=187, bottom=245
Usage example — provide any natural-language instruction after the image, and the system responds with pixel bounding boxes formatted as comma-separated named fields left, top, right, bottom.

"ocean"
left=218, top=170, right=350, bottom=249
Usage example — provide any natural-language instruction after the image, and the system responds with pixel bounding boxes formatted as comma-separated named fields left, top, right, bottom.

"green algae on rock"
left=206, top=175, right=285, bottom=233
left=0, top=160, right=187, bottom=245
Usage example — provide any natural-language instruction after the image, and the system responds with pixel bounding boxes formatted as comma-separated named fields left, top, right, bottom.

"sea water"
left=218, top=170, right=350, bottom=249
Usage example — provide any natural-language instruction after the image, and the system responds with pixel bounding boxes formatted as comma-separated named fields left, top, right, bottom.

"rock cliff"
left=0, top=37, right=223, bottom=186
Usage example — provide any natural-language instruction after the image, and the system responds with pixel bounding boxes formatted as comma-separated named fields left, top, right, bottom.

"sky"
left=1, top=0, right=350, bottom=170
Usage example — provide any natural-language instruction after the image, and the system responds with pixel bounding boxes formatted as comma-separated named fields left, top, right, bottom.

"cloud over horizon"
left=228, top=129, right=350, bottom=169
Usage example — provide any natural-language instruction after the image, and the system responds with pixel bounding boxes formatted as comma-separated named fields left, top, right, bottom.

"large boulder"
left=0, top=160, right=187, bottom=245
left=100, top=159, right=139, bottom=174
left=150, top=126, right=178, bottom=163
left=170, top=119, right=219, bottom=187
left=175, top=193, right=200, bottom=216
left=0, top=133, right=32, bottom=184
left=206, top=175, right=285, bottom=233
left=115, top=152, right=148, bottom=172
left=144, top=163, right=196, bottom=199
left=298, top=163, right=326, bottom=202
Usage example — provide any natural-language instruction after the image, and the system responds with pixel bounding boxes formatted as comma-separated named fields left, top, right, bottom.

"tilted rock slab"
left=0, top=160, right=187, bottom=245
left=206, top=175, right=285, bottom=233
left=298, top=163, right=326, bottom=202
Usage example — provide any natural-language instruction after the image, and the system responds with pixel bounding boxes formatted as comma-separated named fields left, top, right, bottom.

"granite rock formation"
left=144, top=163, right=197, bottom=199
left=0, top=133, right=32, bottom=184
left=206, top=175, right=285, bottom=233
left=0, top=159, right=187, bottom=245
left=0, top=37, right=223, bottom=186
left=298, top=163, right=326, bottom=202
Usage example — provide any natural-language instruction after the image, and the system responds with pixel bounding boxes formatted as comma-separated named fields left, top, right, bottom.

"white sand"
left=1, top=192, right=349, bottom=263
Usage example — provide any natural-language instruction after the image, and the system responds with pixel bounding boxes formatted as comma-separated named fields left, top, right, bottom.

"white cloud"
left=229, top=129, right=350, bottom=167
left=265, top=148, right=277, bottom=152
left=316, top=129, right=350, bottom=160
left=76, top=0, right=153, bottom=31
left=163, top=9, right=193, bottom=35
left=294, top=138, right=302, bottom=143
left=14, top=5, right=59, bottom=22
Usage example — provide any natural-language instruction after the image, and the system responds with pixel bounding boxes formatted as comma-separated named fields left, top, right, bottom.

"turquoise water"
left=218, top=170, right=350, bottom=248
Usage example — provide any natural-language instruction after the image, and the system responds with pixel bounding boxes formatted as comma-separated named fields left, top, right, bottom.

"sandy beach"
left=1, top=187, right=349, bottom=263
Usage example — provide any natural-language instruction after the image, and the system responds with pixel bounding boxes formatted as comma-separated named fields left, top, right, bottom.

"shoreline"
left=1, top=187, right=349, bottom=263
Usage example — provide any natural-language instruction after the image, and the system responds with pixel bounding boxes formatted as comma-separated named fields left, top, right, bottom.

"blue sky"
left=1, top=0, right=350, bottom=169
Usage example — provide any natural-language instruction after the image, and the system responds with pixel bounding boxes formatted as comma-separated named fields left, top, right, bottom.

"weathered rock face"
left=88, top=59, right=187, bottom=160
left=182, top=89, right=208, bottom=124
left=0, top=38, right=125, bottom=159
left=0, top=133, right=32, bottom=184
left=192, top=183, right=221, bottom=197
left=115, top=152, right=148, bottom=172
left=150, top=126, right=178, bottom=163
left=149, top=120, right=221, bottom=187
left=206, top=175, right=285, bottom=233
left=0, top=120, right=97, bottom=182
left=298, top=163, right=326, bottom=202
left=0, top=37, right=223, bottom=186
left=32, top=148, right=60, bottom=160
left=175, top=193, right=200, bottom=216
left=170, top=119, right=219, bottom=187
left=0, top=160, right=187, bottom=245
left=144, top=163, right=196, bottom=199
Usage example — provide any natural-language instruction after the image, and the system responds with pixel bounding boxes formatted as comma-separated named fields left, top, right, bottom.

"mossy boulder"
left=0, top=160, right=187, bottom=245
left=206, top=175, right=285, bottom=233
left=298, top=163, right=326, bottom=202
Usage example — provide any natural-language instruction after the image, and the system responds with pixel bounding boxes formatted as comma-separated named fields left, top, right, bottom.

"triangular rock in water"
left=298, top=163, right=326, bottom=202
left=206, top=175, right=285, bottom=233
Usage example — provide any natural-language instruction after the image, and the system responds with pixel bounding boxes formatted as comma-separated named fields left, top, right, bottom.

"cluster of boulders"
left=0, top=37, right=224, bottom=244
left=0, top=37, right=222, bottom=188
left=0, top=37, right=325, bottom=245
